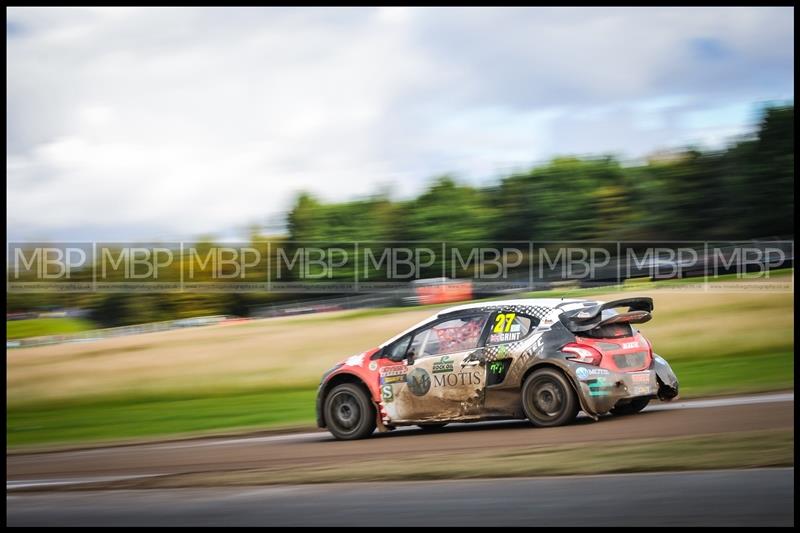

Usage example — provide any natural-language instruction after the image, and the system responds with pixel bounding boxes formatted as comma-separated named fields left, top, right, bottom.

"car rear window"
left=582, top=323, right=634, bottom=339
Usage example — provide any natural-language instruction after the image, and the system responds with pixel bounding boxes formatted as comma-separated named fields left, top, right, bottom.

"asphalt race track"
left=7, top=469, right=794, bottom=526
left=6, top=392, right=795, bottom=526
left=7, top=392, right=793, bottom=487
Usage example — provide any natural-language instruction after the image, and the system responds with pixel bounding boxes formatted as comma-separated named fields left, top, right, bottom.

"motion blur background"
left=5, top=7, right=794, bottom=510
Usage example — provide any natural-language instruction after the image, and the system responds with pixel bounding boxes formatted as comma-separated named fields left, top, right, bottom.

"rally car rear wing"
left=560, top=297, right=653, bottom=332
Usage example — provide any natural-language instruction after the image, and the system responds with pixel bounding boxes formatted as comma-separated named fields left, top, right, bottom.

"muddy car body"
left=316, top=297, right=679, bottom=440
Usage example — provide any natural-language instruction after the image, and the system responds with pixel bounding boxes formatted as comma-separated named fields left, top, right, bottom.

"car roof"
left=437, top=297, right=585, bottom=316
left=378, top=297, right=590, bottom=348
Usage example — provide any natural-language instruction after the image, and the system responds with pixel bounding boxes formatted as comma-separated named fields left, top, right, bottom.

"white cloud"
left=6, top=7, right=794, bottom=241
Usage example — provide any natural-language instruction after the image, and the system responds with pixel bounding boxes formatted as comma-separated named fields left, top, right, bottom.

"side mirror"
left=406, top=348, right=416, bottom=365
left=461, top=347, right=486, bottom=367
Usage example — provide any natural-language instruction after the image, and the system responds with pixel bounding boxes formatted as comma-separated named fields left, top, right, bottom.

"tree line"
left=7, top=104, right=793, bottom=327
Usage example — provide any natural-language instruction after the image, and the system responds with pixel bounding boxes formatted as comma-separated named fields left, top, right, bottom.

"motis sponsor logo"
left=576, top=367, right=609, bottom=380
left=406, top=368, right=431, bottom=396
left=432, top=355, right=454, bottom=373
left=433, top=371, right=482, bottom=388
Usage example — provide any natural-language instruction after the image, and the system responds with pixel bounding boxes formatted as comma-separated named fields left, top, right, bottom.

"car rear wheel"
left=324, top=383, right=376, bottom=440
left=521, top=368, right=579, bottom=427
left=611, top=397, right=650, bottom=416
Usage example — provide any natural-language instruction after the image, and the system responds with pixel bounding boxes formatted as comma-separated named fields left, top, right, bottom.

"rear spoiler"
left=560, top=297, right=653, bottom=332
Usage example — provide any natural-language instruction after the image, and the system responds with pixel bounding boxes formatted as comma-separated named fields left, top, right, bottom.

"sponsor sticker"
left=588, top=376, right=611, bottom=396
left=495, top=344, right=509, bottom=359
left=576, top=367, right=609, bottom=380
left=432, top=355, right=454, bottom=373
left=380, top=364, right=407, bottom=385
left=380, top=365, right=407, bottom=376
left=406, top=368, right=431, bottom=396
left=368, top=361, right=378, bottom=371
left=344, top=354, right=365, bottom=367
left=381, top=384, right=394, bottom=403
left=490, top=332, right=521, bottom=343
left=380, top=374, right=406, bottom=385
left=622, top=341, right=640, bottom=350
left=630, top=372, right=650, bottom=384
left=432, top=371, right=482, bottom=388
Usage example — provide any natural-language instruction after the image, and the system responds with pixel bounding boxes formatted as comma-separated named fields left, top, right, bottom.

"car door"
left=482, top=310, right=541, bottom=416
left=382, top=312, right=491, bottom=422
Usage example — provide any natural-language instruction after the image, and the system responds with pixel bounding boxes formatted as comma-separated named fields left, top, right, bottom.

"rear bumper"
left=653, top=353, right=680, bottom=401
left=572, top=366, right=659, bottom=415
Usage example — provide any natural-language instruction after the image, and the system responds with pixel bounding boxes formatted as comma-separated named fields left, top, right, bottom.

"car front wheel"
left=324, top=383, right=376, bottom=440
left=521, top=368, right=579, bottom=427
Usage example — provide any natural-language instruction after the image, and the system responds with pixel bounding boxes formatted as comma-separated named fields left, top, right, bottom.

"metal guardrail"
left=7, top=315, right=228, bottom=350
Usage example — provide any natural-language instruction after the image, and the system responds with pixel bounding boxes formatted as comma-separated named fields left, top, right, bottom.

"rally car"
left=316, top=297, right=679, bottom=440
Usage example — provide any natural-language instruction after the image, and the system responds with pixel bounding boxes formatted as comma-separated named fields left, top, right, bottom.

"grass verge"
left=7, top=387, right=318, bottom=448
left=7, top=317, right=96, bottom=340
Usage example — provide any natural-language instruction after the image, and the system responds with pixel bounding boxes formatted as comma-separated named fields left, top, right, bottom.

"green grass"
left=7, top=387, right=318, bottom=448
left=7, top=317, right=97, bottom=340
left=673, top=351, right=794, bottom=397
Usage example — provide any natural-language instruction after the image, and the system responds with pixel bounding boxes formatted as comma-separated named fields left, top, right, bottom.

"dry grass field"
left=7, top=274, right=794, bottom=447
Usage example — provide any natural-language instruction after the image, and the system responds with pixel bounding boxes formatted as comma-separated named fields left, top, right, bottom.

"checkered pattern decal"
left=474, top=304, right=553, bottom=320
left=476, top=304, right=555, bottom=363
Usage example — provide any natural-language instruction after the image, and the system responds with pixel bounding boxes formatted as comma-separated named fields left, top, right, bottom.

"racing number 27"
left=493, top=313, right=517, bottom=333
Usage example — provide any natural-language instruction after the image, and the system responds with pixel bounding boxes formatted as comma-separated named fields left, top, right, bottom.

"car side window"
left=385, top=335, right=412, bottom=361
left=406, top=329, right=430, bottom=360
left=415, top=315, right=488, bottom=358
left=487, top=312, right=538, bottom=345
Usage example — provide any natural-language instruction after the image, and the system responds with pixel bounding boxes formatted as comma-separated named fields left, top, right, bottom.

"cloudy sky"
left=7, top=7, right=794, bottom=241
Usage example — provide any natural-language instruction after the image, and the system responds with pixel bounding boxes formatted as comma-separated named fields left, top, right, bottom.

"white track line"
left=7, top=475, right=158, bottom=491
left=44, top=391, right=797, bottom=455
left=643, top=392, right=794, bottom=411
left=7, top=391, right=794, bottom=491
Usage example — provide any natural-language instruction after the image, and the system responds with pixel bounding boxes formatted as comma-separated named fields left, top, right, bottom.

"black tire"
left=611, top=397, right=650, bottom=416
left=324, top=383, right=376, bottom=440
left=417, top=423, right=448, bottom=431
left=521, top=368, right=579, bottom=427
